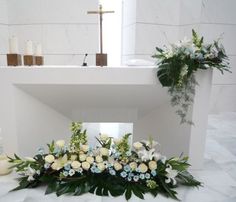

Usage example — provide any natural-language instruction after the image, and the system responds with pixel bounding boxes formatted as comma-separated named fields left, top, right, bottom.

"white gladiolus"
left=148, top=161, right=157, bottom=170
left=100, top=147, right=109, bottom=156
left=165, top=164, right=178, bottom=185
left=114, top=162, right=122, bottom=171
left=25, top=157, right=36, bottom=162
left=81, top=145, right=89, bottom=153
left=133, top=142, right=143, bottom=150
left=56, top=140, right=65, bottom=148
left=71, top=161, right=81, bottom=170
left=100, top=134, right=109, bottom=141
left=82, top=162, right=90, bottom=170
left=79, top=154, right=86, bottom=162
left=95, top=155, right=103, bottom=163
left=86, top=156, right=94, bottom=164
left=45, top=155, right=55, bottom=164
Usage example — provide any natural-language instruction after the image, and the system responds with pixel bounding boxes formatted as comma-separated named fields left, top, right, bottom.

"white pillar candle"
left=0, top=155, right=12, bottom=176
left=25, top=40, right=33, bottom=55
left=35, top=43, right=42, bottom=56
left=9, top=36, right=19, bottom=54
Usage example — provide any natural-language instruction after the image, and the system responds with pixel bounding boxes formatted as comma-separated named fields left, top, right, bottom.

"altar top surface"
left=0, top=66, right=159, bottom=85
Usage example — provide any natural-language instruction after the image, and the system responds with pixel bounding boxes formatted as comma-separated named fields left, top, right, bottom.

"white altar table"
left=0, top=66, right=212, bottom=169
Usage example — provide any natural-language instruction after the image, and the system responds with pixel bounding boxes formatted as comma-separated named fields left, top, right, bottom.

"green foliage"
left=116, top=133, right=131, bottom=161
left=153, top=29, right=231, bottom=124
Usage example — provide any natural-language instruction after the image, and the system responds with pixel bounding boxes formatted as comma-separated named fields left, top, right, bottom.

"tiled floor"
left=177, top=112, right=236, bottom=202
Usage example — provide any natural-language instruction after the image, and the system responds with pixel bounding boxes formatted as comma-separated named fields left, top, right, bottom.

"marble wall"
left=1, top=0, right=99, bottom=66
left=122, top=0, right=236, bottom=113
left=0, top=0, right=9, bottom=66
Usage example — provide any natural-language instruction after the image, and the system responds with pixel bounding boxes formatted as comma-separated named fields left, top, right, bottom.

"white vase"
left=0, top=155, right=12, bottom=176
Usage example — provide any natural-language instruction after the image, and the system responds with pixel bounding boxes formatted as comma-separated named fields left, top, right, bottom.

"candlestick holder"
left=35, top=56, right=44, bottom=66
left=7, top=54, right=22, bottom=66
left=24, top=55, right=35, bottom=66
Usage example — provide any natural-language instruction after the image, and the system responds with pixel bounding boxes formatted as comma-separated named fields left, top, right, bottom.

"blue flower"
left=44, top=163, right=50, bottom=169
left=69, top=169, right=75, bottom=176
left=109, top=169, right=116, bottom=176
left=151, top=170, right=157, bottom=177
left=91, top=166, right=97, bottom=173
left=140, top=173, right=145, bottom=180
left=64, top=164, right=71, bottom=171
left=126, top=151, right=132, bottom=156
left=63, top=171, right=69, bottom=177
left=128, top=176, right=132, bottom=181
left=128, top=172, right=134, bottom=178
left=95, top=168, right=101, bottom=173
left=77, top=167, right=83, bottom=173
left=124, top=165, right=131, bottom=172
left=135, top=167, right=140, bottom=173
left=120, top=171, right=127, bottom=178
left=37, top=147, right=45, bottom=155
left=114, top=152, right=120, bottom=158
left=133, top=175, right=139, bottom=182
left=145, top=173, right=151, bottom=179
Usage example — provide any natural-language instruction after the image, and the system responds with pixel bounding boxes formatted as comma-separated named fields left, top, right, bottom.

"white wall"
left=0, top=0, right=8, bottom=66
left=4, top=0, right=99, bottom=66
left=122, top=0, right=236, bottom=113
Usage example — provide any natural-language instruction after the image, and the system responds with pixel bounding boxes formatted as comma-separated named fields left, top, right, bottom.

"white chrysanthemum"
left=55, top=140, right=65, bottom=148
left=138, top=163, right=148, bottom=173
left=82, top=162, right=90, bottom=170
left=45, top=155, right=55, bottom=164
left=71, top=161, right=81, bottom=169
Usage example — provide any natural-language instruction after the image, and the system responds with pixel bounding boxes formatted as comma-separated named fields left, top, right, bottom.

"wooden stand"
left=24, top=55, right=35, bottom=66
left=96, top=53, right=107, bottom=66
left=7, top=54, right=22, bottom=66
left=35, top=56, right=44, bottom=66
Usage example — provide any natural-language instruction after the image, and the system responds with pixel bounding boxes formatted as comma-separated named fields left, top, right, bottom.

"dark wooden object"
left=35, top=56, right=44, bottom=66
left=7, top=54, right=22, bottom=66
left=24, top=55, right=35, bottom=66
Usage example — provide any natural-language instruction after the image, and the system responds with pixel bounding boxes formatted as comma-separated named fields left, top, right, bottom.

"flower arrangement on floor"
left=9, top=122, right=201, bottom=201
left=152, top=30, right=230, bottom=124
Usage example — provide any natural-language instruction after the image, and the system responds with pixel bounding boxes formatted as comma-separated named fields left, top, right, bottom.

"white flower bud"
left=114, top=162, right=122, bottom=171
left=148, top=161, right=157, bottom=170
left=97, top=162, right=105, bottom=171
left=100, top=147, right=109, bottom=156
left=81, top=145, right=89, bottom=153
left=82, top=161, right=90, bottom=170
left=133, top=142, right=143, bottom=150
left=138, top=163, right=148, bottom=173
left=86, top=156, right=94, bottom=164
left=45, top=155, right=55, bottom=164
left=56, top=140, right=65, bottom=148
left=71, top=161, right=81, bottom=170
left=95, top=155, right=103, bottom=163
left=79, top=154, right=86, bottom=162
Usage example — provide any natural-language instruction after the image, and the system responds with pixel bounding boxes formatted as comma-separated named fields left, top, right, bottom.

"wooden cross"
left=88, top=5, right=114, bottom=66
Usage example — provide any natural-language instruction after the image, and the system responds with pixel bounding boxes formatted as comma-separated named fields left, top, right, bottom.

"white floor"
left=177, top=112, right=236, bottom=202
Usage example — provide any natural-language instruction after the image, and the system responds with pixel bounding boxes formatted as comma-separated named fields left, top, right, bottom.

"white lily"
left=138, top=148, right=161, bottom=162
left=165, top=164, right=178, bottom=185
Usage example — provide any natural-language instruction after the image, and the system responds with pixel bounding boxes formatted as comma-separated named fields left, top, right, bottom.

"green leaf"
left=132, top=186, right=144, bottom=199
left=125, top=186, right=132, bottom=201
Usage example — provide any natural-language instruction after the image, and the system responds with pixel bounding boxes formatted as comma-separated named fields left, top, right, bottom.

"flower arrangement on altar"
left=9, top=122, right=201, bottom=201
left=153, top=30, right=230, bottom=124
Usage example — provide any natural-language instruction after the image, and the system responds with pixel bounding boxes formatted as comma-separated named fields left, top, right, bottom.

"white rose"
left=71, top=161, right=81, bottom=170
left=133, top=142, right=143, bottom=150
left=45, top=155, right=55, bottom=164
left=82, top=162, right=90, bottom=170
left=79, top=154, right=86, bottom=162
left=148, top=161, right=157, bottom=170
left=86, top=156, right=94, bottom=164
left=56, top=140, right=65, bottom=148
left=100, top=147, right=109, bottom=156
left=97, top=163, right=105, bottom=171
left=100, top=134, right=109, bottom=141
left=70, top=155, right=77, bottom=161
left=95, top=155, right=103, bottom=163
left=138, top=163, right=148, bottom=173
left=81, top=145, right=89, bottom=153
left=114, top=162, right=122, bottom=171
left=129, top=162, right=137, bottom=171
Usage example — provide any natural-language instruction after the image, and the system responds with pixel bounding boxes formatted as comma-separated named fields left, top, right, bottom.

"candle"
left=35, top=43, right=42, bottom=56
left=25, top=40, right=33, bottom=55
left=9, top=36, right=19, bottom=54
left=0, top=128, right=3, bottom=155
